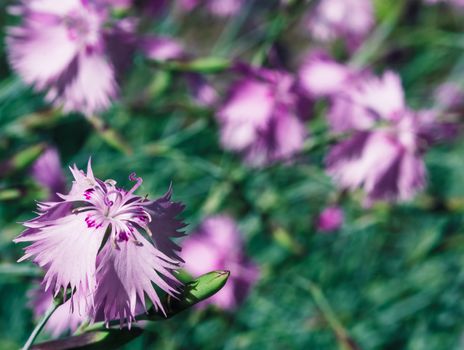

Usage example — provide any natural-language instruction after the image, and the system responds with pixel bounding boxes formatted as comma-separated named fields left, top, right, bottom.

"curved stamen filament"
left=126, top=172, right=143, bottom=197
left=103, top=190, right=123, bottom=207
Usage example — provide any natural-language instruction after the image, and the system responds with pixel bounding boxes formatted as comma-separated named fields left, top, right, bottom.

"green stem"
left=21, top=301, right=60, bottom=350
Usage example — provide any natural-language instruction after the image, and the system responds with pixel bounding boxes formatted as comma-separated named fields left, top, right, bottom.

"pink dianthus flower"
left=326, top=71, right=448, bottom=204
left=7, top=0, right=135, bottom=115
left=16, top=159, right=186, bottom=326
left=305, top=0, right=374, bottom=50
left=217, top=65, right=310, bottom=167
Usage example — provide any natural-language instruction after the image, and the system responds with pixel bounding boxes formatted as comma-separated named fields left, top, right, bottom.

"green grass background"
left=2, top=1, right=464, bottom=349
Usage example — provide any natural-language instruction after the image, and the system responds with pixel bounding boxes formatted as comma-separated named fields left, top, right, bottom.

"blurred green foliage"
left=2, top=0, right=464, bottom=349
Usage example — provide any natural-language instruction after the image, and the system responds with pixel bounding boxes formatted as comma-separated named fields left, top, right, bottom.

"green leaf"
left=31, top=329, right=143, bottom=350
left=31, top=271, right=230, bottom=350
left=151, top=57, right=231, bottom=74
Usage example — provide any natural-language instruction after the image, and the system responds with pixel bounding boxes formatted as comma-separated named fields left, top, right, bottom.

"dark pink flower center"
left=84, top=188, right=94, bottom=200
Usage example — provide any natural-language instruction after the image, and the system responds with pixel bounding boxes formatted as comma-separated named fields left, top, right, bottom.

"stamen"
left=103, top=190, right=123, bottom=207
left=103, top=196, right=113, bottom=207
left=145, top=225, right=153, bottom=237
left=105, top=179, right=117, bottom=186
left=126, top=172, right=143, bottom=196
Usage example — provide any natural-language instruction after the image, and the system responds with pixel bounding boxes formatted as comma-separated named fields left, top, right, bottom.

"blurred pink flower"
left=31, top=147, right=66, bottom=201
left=316, top=206, right=344, bottom=232
left=181, top=215, right=259, bottom=310
left=178, top=0, right=244, bottom=17
left=217, top=65, right=309, bottom=167
left=7, top=0, right=135, bottom=116
left=186, top=73, right=219, bottom=107
left=298, top=51, right=353, bottom=98
left=102, top=0, right=132, bottom=8
left=178, top=0, right=198, bottom=11
left=15, top=160, right=185, bottom=326
left=326, top=71, right=442, bottom=204
left=434, top=82, right=464, bottom=110
left=305, top=0, right=374, bottom=50
left=141, top=36, right=185, bottom=61
left=207, top=0, right=244, bottom=16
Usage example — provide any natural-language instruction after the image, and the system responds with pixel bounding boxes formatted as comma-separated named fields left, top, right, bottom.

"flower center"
left=81, top=172, right=151, bottom=248
left=63, top=5, right=102, bottom=52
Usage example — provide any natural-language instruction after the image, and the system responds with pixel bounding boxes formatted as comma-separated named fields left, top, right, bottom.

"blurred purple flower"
left=15, top=160, right=185, bottom=326
left=316, top=206, right=344, bottom=232
left=217, top=65, right=309, bottom=167
left=305, top=0, right=374, bottom=50
left=7, top=0, right=136, bottom=116
left=207, top=0, right=244, bottom=16
left=178, top=0, right=244, bottom=17
left=434, top=82, right=464, bottom=111
left=141, top=36, right=185, bottom=61
left=102, top=0, right=132, bottom=9
left=326, top=71, right=445, bottom=204
left=298, top=51, right=353, bottom=98
left=178, top=0, right=197, bottom=11
left=31, top=147, right=66, bottom=201
left=181, top=215, right=259, bottom=310
left=186, top=73, right=219, bottom=107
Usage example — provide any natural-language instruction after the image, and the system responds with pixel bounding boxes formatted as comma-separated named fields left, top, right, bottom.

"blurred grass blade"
left=350, top=1, right=406, bottom=68
left=0, top=188, right=22, bottom=201
left=86, top=115, right=132, bottom=155
left=0, top=143, right=46, bottom=178
left=32, top=270, right=229, bottom=350
left=2, top=110, right=62, bottom=138
left=299, top=279, right=362, bottom=350
left=272, top=226, right=304, bottom=255
left=151, top=57, right=231, bottom=74
left=0, top=264, right=42, bottom=277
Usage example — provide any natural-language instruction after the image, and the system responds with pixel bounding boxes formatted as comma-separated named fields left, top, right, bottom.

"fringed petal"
left=145, top=187, right=187, bottom=261
left=15, top=213, right=107, bottom=310
left=47, top=51, right=117, bottom=116
left=94, top=231, right=181, bottom=325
